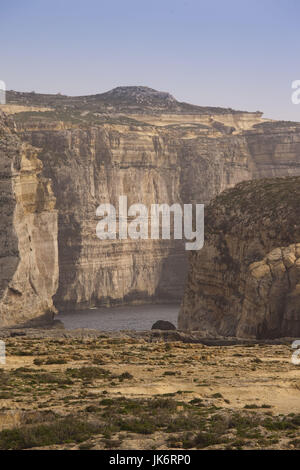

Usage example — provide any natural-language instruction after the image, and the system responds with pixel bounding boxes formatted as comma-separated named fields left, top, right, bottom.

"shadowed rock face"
left=0, top=112, right=58, bottom=327
left=2, top=87, right=300, bottom=318
left=179, top=177, right=300, bottom=339
left=236, top=244, right=300, bottom=338
left=151, top=320, right=176, bottom=331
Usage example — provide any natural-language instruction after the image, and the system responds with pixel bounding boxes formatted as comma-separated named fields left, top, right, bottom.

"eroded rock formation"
left=2, top=87, right=300, bottom=323
left=179, top=177, right=300, bottom=338
left=0, top=112, right=58, bottom=327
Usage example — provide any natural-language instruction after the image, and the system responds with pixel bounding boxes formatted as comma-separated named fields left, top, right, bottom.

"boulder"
left=151, top=320, right=176, bottom=331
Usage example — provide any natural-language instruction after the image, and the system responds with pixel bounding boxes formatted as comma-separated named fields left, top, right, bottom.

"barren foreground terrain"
left=0, top=329, right=299, bottom=450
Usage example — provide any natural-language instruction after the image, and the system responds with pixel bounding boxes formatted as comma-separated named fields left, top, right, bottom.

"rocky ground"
left=0, top=328, right=299, bottom=450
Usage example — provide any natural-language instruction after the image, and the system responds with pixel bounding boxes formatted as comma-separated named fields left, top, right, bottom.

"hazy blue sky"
left=1, top=0, right=300, bottom=120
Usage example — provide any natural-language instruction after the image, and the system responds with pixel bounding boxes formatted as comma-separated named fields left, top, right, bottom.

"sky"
left=1, top=0, right=300, bottom=120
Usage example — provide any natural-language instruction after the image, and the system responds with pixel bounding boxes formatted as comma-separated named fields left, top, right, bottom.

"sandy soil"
left=0, top=331, right=299, bottom=450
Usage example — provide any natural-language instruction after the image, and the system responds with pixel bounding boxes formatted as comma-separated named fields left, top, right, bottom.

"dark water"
left=59, top=304, right=179, bottom=331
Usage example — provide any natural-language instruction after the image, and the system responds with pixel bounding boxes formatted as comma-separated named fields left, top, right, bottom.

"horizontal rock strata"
left=0, top=112, right=58, bottom=326
left=2, top=87, right=300, bottom=315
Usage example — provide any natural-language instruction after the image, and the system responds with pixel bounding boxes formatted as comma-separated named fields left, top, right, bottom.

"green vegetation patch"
left=0, top=417, right=99, bottom=450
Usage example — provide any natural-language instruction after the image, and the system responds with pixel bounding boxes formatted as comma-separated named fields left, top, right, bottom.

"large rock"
left=151, top=320, right=176, bottom=330
left=236, top=244, right=300, bottom=337
left=0, top=112, right=58, bottom=327
left=179, top=177, right=300, bottom=339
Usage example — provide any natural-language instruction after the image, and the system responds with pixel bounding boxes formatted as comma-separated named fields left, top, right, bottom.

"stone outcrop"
left=179, top=177, right=300, bottom=338
left=236, top=244, right=300, bottom=338
left=151, top=320, right=176, bottom=331
left=0, top=111, right=58, bottom=327
left=4, top=87, right=300, bottom=314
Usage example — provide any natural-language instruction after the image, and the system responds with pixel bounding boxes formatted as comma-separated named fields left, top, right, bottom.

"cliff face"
left=0, top=112, right=58, bottom=326
left=16, top=123, right=187, bottom=309
left=5, top=87, right=300, bottom=312
left=12, top=112, right=257, bottom=310
left=179, top=177, right=300, bottom=338
left=3, top=87, right=300, bottom=315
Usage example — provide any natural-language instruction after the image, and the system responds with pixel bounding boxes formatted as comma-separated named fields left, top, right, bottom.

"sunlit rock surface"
left=0, top=111, right=58, bottom=326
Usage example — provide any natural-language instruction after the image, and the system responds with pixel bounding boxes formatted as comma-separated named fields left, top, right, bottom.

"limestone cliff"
left=16, top=123, right=187, bottom=309
left=0, top=112, right=58, bottom=327
left=3, top=87, right=300, bottom=314
left=179, top=177, right=300, bottom=338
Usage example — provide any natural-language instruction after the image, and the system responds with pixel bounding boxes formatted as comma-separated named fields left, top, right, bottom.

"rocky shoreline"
left=0, top=323, right=295, bottom=346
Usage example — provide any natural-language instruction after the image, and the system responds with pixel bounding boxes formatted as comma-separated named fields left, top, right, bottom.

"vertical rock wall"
left=15, top=115, right=300, bottom=312
left=0, top=113, right=58, bottom=327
